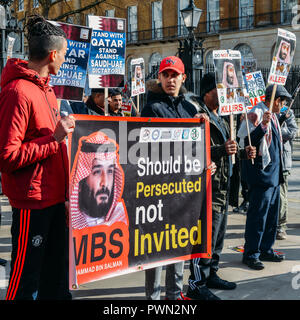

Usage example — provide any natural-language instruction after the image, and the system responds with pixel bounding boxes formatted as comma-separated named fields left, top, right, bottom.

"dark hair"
left=109, top=89, right=122, bottom=97
left=91, top=88, right=105, bottom=95
left=25, top=15, right=67, bottom=61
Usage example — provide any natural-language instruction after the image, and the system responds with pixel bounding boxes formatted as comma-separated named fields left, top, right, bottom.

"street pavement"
left=0, top=143, right=300, bottom=301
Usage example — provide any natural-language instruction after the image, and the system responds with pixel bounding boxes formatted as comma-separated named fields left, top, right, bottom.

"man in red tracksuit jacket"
left=0, top=15, right=75, bottom=300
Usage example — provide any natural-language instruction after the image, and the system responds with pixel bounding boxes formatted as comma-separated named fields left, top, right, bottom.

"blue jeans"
left=243, top=185, right=280, bottom=260
left=145, top=262, right=184, bottom=300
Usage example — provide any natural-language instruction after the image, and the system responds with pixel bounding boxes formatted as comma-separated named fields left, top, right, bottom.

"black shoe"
left=260, top=252, right=285, bottom=262
left=0, top=258, right=7, bottom=266
left=186, top=285, right=221, bottom=300
left=242, top=257, right=265, bottom=270
left=233, top=207, right=240, bottom=213
left=207, top=274, right=237, bottom=290
left=239, top=200, right=249, bottom=212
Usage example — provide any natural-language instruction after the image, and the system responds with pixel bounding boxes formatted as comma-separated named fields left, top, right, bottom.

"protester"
left=85, top=88, right=106, bottom=115
left=238, top=84, right=291, bottom=270
left=70, top=92, right=90, bottom=115
left=0, top=15, right=75, bottom=300
left=187, top=72, right=256, bottom=300
left=141, top=56, right=200, bottom=300
left=108, top=89, right=124, bottom=116
left=276, top=107, right=298, bottom=239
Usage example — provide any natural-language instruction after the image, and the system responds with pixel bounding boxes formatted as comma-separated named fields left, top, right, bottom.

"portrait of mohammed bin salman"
left=70, top=131, right=128, bottom=230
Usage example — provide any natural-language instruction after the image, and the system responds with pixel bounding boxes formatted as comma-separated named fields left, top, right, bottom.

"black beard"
left=279, top=52, right=287, bottom=60
left=79, top=178, right=114, bottom=219
left=227, top=75, right=234, bottom=85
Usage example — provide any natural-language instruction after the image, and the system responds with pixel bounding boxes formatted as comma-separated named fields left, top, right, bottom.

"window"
left=152, top=1, right=163, bottom=39
left=205, top=50, right=214, bottom=73
left=239, top=0, right=254, bottom=30
left=66, top=16, right=74, bottom=24
left=281, top=0, right=297, bottom=24
left=33, top=0, right=39, bottom=8
left=234, top=43, right=254, bottom=60
left=128, top=5, right=138, bottom=42
left=18, top=0, right=24, bottom=11
left=207, top=0, right=219, bottom=33
left=105, top=9, right=115, bottom=17
left=148, top=52, right=162, bottom=75
left=178, top=0, right=189, bottom=35
left=234, top=43, right=256, bottom=71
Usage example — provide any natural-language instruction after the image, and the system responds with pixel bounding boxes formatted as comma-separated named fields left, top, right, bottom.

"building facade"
left=12, top=0, right=300, bottom=77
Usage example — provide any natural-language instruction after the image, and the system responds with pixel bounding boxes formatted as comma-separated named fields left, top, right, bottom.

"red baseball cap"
left=159, top=56, right=185, bottom=74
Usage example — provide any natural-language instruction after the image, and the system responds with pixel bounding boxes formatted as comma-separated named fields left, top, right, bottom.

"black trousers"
left=189, top=210, right=227, bottom=289
left=6, top=203, right=71, bottom=300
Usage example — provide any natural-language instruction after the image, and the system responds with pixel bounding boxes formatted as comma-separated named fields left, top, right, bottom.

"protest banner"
left=213, top=50, right=246, bottom=116
left=268, top=28, right=296, bottom=86
left=131, top=58, right=145, bottom=97
left=131, top=58, right=145, bottom=113
left=87, top=15, right=126, bottom=89
left=68, top=116, right=212, bottom=288
left=245, top=71, right=266, bottom=110
left=121, top=101, right=132, bottom=117
left=268, top=28, right=296, bottom=112
left=49, top=21, right=92, bottom=101
left=213, top=49, right=246, bottom=163
left=243, top=58, right=257, bottom=74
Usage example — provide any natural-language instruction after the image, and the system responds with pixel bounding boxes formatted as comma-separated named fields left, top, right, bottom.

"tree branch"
left=53, top=0, right=107, bottom=21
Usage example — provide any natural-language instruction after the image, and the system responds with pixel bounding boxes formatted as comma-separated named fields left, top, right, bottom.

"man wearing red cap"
left=141, top=56, right=199, bottom=300
left=142, top=56, right=197, bottom=118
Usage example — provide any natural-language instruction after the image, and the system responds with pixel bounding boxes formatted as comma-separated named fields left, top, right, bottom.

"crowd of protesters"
left=0, top=14, right=298, bottom=301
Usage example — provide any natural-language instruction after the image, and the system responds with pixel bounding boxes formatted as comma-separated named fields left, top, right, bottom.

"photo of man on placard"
left=276, top=40, right=291, bottom=64
left=70, top=131, right=128, bottom=229
left=222, top=62, right=239, bottom=88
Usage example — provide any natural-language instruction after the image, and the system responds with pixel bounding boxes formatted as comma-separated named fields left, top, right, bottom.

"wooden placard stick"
left=129, top=97, right=139, bottom=116
left=137, top=94, right=140, bottom=114
left=268, top=84, right=277, bottom=113
left=104, top=88, right=109, bottom=116
left=244, top=112, right=254, bottom=165
left=230, top=113, right=235, bottom=165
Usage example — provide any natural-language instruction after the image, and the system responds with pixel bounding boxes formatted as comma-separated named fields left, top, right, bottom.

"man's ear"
left=49, top=50, right=57, bottom=62
left=157, top=73, right=161, bottom=83
left=182, top=73, right=187, bottom=83
left=275, top=97, right=281, bottom=106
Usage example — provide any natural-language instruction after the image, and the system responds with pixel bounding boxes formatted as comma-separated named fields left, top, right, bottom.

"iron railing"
left=127, top=9, right=297, bottom=45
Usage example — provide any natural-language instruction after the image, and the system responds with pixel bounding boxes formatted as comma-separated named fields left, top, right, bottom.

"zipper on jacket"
left=44, top=91, right=69, bottom=201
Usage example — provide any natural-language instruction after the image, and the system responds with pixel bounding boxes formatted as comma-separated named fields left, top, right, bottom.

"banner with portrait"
left=49, top=21, right=92, bottom=101
left=87, top=16, right=126, bottom=88
left=213, top=50, right=246, bottom=116
left=131, top=58, right=146, bottom=97
left=68, top=116, right=212, bottom=288
left=268, top=28, right=296, bottom=85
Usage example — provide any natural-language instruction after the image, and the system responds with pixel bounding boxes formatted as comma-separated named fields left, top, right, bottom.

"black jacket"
left=85, top=96, right=105, bottom=116
left=190, top=98, right=247, bottom=213
left=141, top=80, right=197, bottom=118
